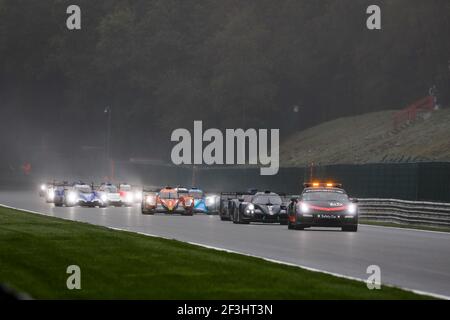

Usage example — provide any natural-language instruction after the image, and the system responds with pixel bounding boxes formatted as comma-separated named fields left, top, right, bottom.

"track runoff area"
left=0, top=186, right=449, bottom=300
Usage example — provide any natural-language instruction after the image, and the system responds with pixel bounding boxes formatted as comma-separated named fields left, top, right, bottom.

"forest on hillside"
left=0, top=0, right=449, bottom=160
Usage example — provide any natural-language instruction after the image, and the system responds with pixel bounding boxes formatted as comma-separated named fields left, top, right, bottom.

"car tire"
left=342, top=225, right=358, bottom=232
left=234, top=209, right=249, bottom=224
left=232, top=212, right=238, bottom=224
left=232, top=208, right=240, bottom=224
left=64, top=200, right=73, bottom=207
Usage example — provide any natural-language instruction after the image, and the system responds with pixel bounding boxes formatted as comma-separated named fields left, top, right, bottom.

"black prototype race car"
left=287, top=183, right=358, bottom=232
left=220, top=190, right=290, bottom=225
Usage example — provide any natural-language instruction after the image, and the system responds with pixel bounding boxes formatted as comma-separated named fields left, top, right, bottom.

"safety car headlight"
left=347, top=203, right=357, bottom=215
left=247, top=204, right=255, bottom=210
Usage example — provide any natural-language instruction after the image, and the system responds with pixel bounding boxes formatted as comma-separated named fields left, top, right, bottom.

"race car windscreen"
left=105, top=186, right=118, bottom=193
left=75, top=185, right=92, bottom=193
left=189, top=191, right=204, bottom=199
left=302, top=191, right=349, bottom=202
left=253, top=195, right=282, bottom=205
left=159, top=191, right=178, bottom=199
left=120, top=185, right=132, bottom=191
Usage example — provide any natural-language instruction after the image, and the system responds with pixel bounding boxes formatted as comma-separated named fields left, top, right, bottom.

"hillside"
left=280, top=108, right=450, bottom=167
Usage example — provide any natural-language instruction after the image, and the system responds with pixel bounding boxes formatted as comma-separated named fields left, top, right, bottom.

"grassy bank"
left=0, top=206, right=430, bottom=299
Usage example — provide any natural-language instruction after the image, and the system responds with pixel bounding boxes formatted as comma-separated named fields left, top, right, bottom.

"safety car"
left=287, top=182, right=358, bottom=232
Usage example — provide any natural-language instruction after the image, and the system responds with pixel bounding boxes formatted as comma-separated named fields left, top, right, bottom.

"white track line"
left=1, top=203, right=449, bottom=300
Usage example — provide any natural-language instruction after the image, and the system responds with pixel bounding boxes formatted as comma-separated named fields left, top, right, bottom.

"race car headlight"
left=48, top=190, right=55, bottom=199
left=126, top=193, right=133, bottom=202
left=300, top=202, right=309, bottom=213
left=347, top=203, right=357, bottom=215
left=134, top=192, right=142, bottom=201
left=184, top=198, right=193, bottom=206
left=101, top=194, right=108, bottom=202
left=247, top=204, right=255, bottom=210
left=206, top=196, right=215, bottom=205
left=67, top=192, right=77, bottom=203
left=40, top=184, right=46, bottom=191
left=145, top=195, right=155, bottom=205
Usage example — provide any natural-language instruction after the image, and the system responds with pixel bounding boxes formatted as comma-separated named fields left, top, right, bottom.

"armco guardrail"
left=358, top=198, right=450, bottom=227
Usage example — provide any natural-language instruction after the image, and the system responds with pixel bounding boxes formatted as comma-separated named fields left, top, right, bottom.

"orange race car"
left=141, top=186, right=194, bottom=215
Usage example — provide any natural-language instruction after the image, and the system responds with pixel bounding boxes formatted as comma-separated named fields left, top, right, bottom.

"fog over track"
left=1, top=191, right=450, bottom=299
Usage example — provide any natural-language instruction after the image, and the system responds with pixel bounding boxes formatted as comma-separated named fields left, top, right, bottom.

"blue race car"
left=53, top=181, right=70, bottom=206
left=188, top=188, right=208, bottom=213
left=62, top=182, right=106, bottom=207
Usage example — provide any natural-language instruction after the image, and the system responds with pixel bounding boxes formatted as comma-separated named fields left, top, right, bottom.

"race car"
left=141, top=186, right=194, bottom=215
left=188, top=187, right=208, bottom=213
left=205, top=193, right=220, bottom=214
left=287, top=182, right=358, bottom=232
left=53, top=181, right=71, bottom=206
left=39, top=182, right=52, bottom=197
left=132, top=186, right=143, bottom=203
left=223, top=190, right=289, bottom=224
left=118, top=183, right=134, bottom=206
left=219, top=192, right=240, bottom=221
left=141, top=188, right=158, bottom=214
left=97, top=183, right=122, bottom=207
left=60, top=182, right=105, bottom=207
left=44, top=182, right=56, bottom=203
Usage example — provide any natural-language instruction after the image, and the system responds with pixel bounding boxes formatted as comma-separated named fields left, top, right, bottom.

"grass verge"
left=0, top=206, right=431, bottom=299
left=360, top=220, right=450, bottom=233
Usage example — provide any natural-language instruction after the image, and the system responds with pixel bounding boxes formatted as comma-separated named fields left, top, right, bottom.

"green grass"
left=0, top=206, right=431, bottom=299
left=360, top=220, right=450, bottom=233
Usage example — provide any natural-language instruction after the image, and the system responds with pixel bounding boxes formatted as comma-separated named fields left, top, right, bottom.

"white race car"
left=97, top=183, right=122, bottom=207
left=118, top=183, right=135, bottom=206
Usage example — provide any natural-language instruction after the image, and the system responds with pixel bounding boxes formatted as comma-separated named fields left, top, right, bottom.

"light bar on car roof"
left=303, top=182, right=343, bottom=188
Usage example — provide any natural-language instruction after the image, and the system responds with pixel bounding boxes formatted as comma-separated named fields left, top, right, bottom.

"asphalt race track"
left=1, top=191, right=450, bottom=298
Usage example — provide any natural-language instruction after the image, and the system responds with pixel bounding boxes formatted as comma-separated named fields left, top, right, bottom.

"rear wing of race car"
left=253, top=191, right=299, bottom=206
left=176, top=188, right=189, bottom=194
left=281, top=194, right=301, bottom=204
left=142, top=186, right=162, bottom=193
left=52, top=180, right=71, bottom=189
left=220, top=191, right=250, bottom=201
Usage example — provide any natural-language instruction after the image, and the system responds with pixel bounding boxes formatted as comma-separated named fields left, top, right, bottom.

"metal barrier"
left=358, top=198, right=450, bottom=227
